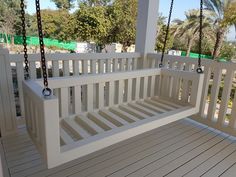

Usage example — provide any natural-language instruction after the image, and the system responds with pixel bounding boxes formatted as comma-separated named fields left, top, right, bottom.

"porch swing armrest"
left=22, top=80, right=60, bottom=168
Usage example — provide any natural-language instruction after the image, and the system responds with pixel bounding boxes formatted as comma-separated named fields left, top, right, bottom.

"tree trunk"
left=186, top=37, right=194, bottom=57
left=213, top=28, right=226, bottom=60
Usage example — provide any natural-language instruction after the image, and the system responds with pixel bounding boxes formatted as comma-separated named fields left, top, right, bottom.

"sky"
left=26, top=0, right=235, bottom=41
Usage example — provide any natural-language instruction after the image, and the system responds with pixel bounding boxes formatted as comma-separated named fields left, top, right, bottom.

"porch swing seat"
left=23, top=68, right=203, bottom=168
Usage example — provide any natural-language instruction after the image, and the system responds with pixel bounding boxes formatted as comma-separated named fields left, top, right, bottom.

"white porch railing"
left=9, top=52, right=141, bottom=119
left=1, top=50, right=236, bottom=138
left=148, top=53, right=236, bottom=137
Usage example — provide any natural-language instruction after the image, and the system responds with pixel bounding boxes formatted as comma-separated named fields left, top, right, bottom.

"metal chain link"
left=20, top=0, right=30, bottom=79
left=160, top=0, right=174, bottom=68
left=35, top=0, right=52, bottom=97
left=197, top=0, right=203, bottom=73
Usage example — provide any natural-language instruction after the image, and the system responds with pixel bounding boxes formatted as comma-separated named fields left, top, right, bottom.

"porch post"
left=135, top=0, right=159, bottom=68
left=0, top=48, right=17, bottom=136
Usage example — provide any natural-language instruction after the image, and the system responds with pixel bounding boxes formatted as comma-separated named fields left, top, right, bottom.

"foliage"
left=155, top=25, right=174, bottom=52
left=74, top=3, right=112, bottom=48
left=219, top=42, right=236, bottom=60
left=0, top=0, right=22, bottom=43
left=172, top=9, right=214, bottom=56
left=51, top=0, right=76, bottom=10
left=203, top=0, right=236, bottom=59
left=28, top=10, right=77, bottom=41
left=108, top=0, right=138, bottom=51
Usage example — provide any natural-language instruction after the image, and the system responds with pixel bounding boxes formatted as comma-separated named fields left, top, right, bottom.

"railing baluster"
left=207, top=66, right=222, bottom=121
left=29, top=62, right=36, bottom=79
left=63, top=60, right=70, bottom=76
left=52, top=60, right=59, bottom=77
left=16, top=62, right=25, bottom=117
left=217, top=70, right=234, bottom=125
left=198, top=65, right=212, bottom=118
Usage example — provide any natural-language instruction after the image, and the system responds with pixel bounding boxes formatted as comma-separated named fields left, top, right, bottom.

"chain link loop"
left=35, top=0, right=52, bottom=97
left=20, top=0, right=30, bottom=79
left=160, top=0, right=174, bottom=68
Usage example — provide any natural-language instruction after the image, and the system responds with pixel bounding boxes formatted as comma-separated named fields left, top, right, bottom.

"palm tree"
left=204, top=0, right=236, bottom=60
left=173, top=9, right=214, bottom=57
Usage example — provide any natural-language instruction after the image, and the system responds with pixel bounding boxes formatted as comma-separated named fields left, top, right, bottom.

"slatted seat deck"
left=59, top=97, right=186, bottom=147
left=2, top=118, right=236, bottom=177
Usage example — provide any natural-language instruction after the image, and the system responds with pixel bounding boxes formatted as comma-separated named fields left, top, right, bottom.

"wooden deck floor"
left=1, top=118, right=236, bottom=177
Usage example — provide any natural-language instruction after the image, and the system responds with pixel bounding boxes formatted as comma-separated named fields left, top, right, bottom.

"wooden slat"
left=88, top=112, right=117, bottom=130
left=60, top=128, right=74, bottom=145
left=128, top=102, right=156, bottom=116
left=109, top=107, right=140, bottom=122
left=119, top=105, right=147, bottom=120
left=76, top=115, right=104, bottom=133
left=99, top=109, right=129, bottom=125
left=136, top=101, right=163, bottom=113
left=145, top=99, right=173, bottom=111
left=63, top=118, right=91, bottom=139
left=156, top=97, right=182, bottom=108
left=120, top=58, right=125, bottom=71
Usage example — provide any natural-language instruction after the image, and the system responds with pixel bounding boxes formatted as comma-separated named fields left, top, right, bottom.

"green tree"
left=219, top=42, right=236, bottom=60
left=29, top=9, right=77, bottom=41
left=51, top=0, right=76, bottom=10
left=75, top=3, right=112, bottom=48
left=204, top=0, right=236, bottom=60
left=0, top=0, right=22, bottom=45
left=109, top=0, right=138, bottom=51
left=155, top=25, right=174, bottom=52
left=173, top=9, right=214, bottom=56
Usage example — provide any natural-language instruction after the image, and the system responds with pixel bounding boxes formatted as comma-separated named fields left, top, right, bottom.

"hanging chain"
left=20, top=0, right=30, bottom=79
left=197, top=0, right=204, bottom=74
left=160, top=0, right=174, bottom=68
left=35, top=0, right=52, bottom=97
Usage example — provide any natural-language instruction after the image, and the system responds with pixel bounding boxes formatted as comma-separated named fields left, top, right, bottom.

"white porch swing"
left=21, top=0, right=204, bottom=168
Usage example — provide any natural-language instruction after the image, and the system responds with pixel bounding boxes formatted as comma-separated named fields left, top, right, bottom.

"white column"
left=0, top=48, right=17, bottom=136
left=135, top=0, right=159, bottom=67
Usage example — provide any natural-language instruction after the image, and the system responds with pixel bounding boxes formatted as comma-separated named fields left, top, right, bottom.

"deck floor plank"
left=1, top=119, right=236, bottom=177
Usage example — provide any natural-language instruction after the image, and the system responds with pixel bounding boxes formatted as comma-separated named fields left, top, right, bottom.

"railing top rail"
left=35, top=68, right=161, bottom=89
left=9, top=52, right=141, bottom=62
left=147, top=53, right=236, bottom=70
